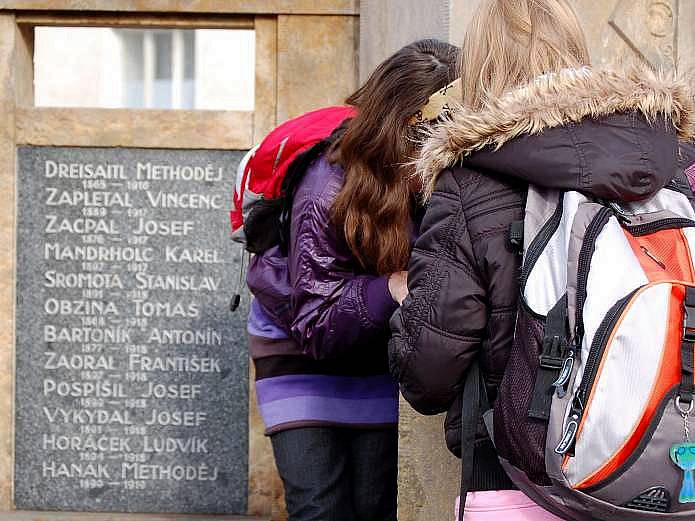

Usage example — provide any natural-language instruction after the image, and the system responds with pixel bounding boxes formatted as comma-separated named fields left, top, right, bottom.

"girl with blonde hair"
left=389, top=1, right=695, bottom=520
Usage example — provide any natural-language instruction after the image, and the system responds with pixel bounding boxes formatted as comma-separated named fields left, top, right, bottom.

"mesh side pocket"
left=494, top=304, right=551, bottom=485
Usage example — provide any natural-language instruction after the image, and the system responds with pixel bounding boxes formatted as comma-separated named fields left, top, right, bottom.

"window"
left=34, top=27, right=255, bottom=111
left=121, top=30, right=192, bottom=109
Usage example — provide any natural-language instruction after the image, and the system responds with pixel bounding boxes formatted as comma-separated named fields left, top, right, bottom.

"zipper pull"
left=573, top=324, right=583, bottom=350
left=552, top=353, right=574, bottom=398
left=607, top=201, right=631, bottom=224
left=555, top=396, right=583, bottom=456
left=640, top=246, right=666, bottom=270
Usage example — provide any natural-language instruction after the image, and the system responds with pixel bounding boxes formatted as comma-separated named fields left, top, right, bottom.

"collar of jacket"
left=418, top=66, right=695, bottom=199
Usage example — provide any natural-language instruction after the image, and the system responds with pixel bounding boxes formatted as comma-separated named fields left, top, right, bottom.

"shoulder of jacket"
left=432, top=165, right=486, bottom=208
left=446, top=165, right=524, bottom=208
left=294, top=156, right=343, bottom=216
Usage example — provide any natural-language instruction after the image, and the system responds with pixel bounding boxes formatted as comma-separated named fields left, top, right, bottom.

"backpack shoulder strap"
left=528, top=295, right=569, bottom=421
left=459, top=360, right=490, bottom=521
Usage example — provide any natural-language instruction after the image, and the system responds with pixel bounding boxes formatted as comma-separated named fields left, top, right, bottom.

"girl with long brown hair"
left=246, top=39, right=459, bottom=521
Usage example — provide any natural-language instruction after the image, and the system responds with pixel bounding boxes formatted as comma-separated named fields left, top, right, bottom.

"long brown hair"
left=331, top=39, right=459, bottom=275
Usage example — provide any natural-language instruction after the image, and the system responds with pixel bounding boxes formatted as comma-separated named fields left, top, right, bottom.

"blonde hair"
left=460, top=0, right=590, bottom=109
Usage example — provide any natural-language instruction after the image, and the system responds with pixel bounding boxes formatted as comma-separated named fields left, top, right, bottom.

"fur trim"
left=418, top=67, right=695, bottom=199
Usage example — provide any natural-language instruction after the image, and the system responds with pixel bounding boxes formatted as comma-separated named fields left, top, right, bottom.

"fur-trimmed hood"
left=419, top=67, right=695, bottom=199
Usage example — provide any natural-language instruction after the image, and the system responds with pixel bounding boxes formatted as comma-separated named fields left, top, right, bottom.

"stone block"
left=397, top=398, right=459, bottom=521
left=277, top=14, right=357, bottom=123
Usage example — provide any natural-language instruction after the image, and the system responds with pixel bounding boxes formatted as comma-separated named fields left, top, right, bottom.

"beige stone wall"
left=0, top=14, right=29, bottom=512
left=277, top=14, right=357, bottom=122
left=358, top=0, right=450, bottom=81
left=398, top=398, right=460, bottom=521
left=0, top=3, right=357, bottom=520
left=449, top=0, right=688, bottom=71
left=0, top=1, right=359, bottom=15
left=573, top=0, right=682, bottom=70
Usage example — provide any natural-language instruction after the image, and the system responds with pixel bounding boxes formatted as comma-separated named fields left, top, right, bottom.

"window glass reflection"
left=34, top=27, right=255, bottom=111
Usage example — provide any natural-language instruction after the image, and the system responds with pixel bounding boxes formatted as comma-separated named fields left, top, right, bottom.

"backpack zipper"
left=555, top=289, right=637, bottom=455
left=519, top=193, right=565, bottom=292
left=574, top=215, right=695, bottom=341
left=573, top=207, right=613, bottom=346
left=665, top=180, right=688, bottom=195
left=624, top=218, right=695, bottom=237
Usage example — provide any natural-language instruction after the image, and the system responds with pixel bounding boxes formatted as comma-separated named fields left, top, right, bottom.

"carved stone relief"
left=571, top=0, right=679, bottom=69
left=608, top=0, right=677, bottom=69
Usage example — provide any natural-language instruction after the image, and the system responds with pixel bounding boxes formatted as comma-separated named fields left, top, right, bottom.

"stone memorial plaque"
left=14, top=146, right=249, bottom=514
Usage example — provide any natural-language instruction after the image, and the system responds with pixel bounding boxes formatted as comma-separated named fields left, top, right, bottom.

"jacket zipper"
left=555, top=289, right=637, bottom=456
left=519, top=192, right=565, bottom=291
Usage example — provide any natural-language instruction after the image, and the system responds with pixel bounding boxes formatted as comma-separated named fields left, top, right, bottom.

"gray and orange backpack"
left=463, top=175, right=695, bottom=520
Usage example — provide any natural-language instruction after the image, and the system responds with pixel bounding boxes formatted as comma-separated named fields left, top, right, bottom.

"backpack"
left=230, top=105, right=356, bottom=254
left=460, top=183, right=695, bottom=520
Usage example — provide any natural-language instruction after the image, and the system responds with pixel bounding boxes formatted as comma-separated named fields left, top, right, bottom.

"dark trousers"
left=271, top=427, right=398, bottom=521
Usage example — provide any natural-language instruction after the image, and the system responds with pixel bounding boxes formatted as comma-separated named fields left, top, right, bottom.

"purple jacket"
left=246, top=152, right=401, bottom=434
left=247, top=153, right=399, bottom=360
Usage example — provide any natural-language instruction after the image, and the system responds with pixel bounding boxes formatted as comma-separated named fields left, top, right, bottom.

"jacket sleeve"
left=389, top=169, right=487, bottom=415
left=246, top=246, right=293, bottom=331
left=288, top=197, right=398, bottom=360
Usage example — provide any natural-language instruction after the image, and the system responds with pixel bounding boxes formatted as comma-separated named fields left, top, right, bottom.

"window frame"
left=12, top=12, right=270, bottom=150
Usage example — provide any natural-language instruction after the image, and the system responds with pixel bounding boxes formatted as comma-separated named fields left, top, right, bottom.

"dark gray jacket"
left=389, top=69, right=694, bottom=489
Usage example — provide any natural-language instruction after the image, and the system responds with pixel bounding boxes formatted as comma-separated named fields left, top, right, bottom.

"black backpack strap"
left=528, top=295, right=569, bottom=421
left=459, top=359, right=488, bottom=521
left=680, top=288, right=695, bottom=408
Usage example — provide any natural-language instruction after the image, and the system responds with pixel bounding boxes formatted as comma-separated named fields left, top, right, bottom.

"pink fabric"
left=685, top=163, right=695, bottom=193
left=455, top=490, right=564, bottom=520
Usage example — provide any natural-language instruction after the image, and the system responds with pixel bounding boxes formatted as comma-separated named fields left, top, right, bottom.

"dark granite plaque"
left=14, top=146, right=249, bottom=514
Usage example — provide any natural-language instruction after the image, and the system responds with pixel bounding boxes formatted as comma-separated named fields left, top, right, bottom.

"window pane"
left=121, top=30, right=144, bottom=108
left=34, top=27, right=255, bottom=111
left=182, top=79, right=195, bottom=110
left=154, top=32, right=172, bottom=80
left=195, top=29, right=254, bottom=111
left=184, top=30, right=196, bottom=80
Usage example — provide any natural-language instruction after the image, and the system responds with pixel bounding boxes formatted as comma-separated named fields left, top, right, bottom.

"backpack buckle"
left=539, top=354, right=564, bottom=370
left=676, top=395, right=695, bottom=415
left=683, top=307, right=695, bottom=342
left=539, top=335, right=564, bottom=369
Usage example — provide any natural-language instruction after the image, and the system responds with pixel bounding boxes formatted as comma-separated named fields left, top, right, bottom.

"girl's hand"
left=388, top=271, right=409, bottom=305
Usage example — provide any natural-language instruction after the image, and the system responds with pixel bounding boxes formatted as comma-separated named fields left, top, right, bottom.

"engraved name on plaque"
left=14, top=147, right=248, bottom=514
